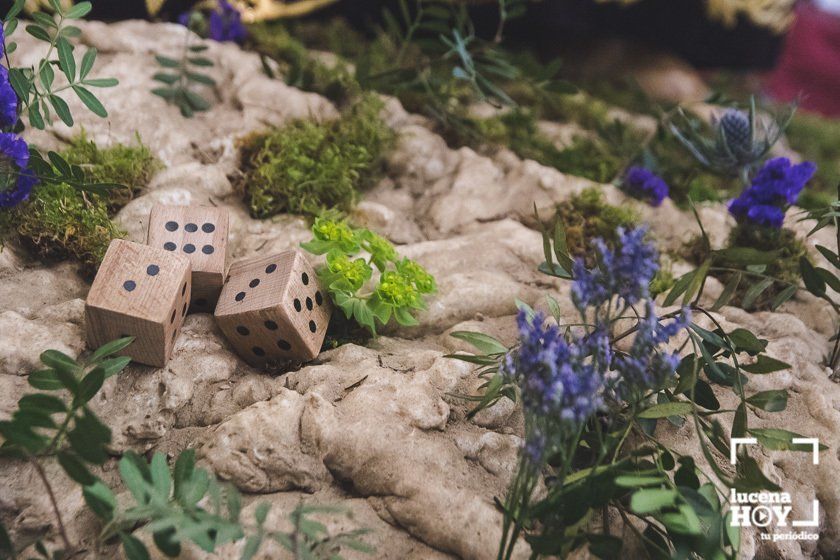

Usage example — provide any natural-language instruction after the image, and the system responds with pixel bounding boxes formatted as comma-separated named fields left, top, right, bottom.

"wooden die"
left=147, top=204, right=229, bottom=312
left=85, top=239, right=191, bottom=367
left=214, top=250, right=331, bottom=366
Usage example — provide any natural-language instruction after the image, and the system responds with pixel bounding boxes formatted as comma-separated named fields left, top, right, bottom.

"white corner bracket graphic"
left=793, top=438, right=821, bottom=466
left=730, top=437, right=758, bottom=465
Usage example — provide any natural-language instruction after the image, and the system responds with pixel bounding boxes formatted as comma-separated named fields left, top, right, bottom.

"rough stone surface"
left=0, top=19, right=837, bottom=560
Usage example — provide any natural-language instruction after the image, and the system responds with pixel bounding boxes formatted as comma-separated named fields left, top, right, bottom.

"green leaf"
left=72, top=85, right=107, bottom=117
left=746, top=390, right=787, bottom=412
left=68, top=411, right=111, bottom=464
left=56, top=37, right=76, bottom=82
left=448, top=331, right=508, bottom=355
left=614, top=475, right=665, bottom=488
left=741, top=277, right=773, bottom=309
left=630, top=488, right=678, bottom=514
left=732, top=402, right=747, bottom=438
left=711, top=272, right=741, bottom=311
left=800, top=257, right=826, bottom=296
left=65, top=1, right=92, bottom=19
left=28, top=369, right=63, bottom=390
left=173, top=449, right=196, bottom=503
left=39, top=61, right=54, bottom=90
left=25, top=24, right=51, bottom=41
left=19, top=393, right=66, bottom=414
left=748, top=428, right=827, bottom=452
left=79, top=48, right=97, bottom=80
left=152, top=72, right=179, bottom=85
left=40, top=349, right=79, bottom=375
left=185, top=71, right=216, bottom=86
left=637, top=402, right=693, bottom=419
left=182, top=89, right=210, bottom=111
left=6, top=0, right=25, bottom=21
left=120, top=453, right=151, bottom=504
left=57, top=450, right=96, bottom=485
left=741, top=355, right=790, bottom=374
left=728, top=328, right=767, bottom=355
left=150, top=452, right=172, bottom=500
left=49, top=94, right=73, bottom=127
left=83, top=78, right=119, bottom=88
left=255, top=501, right=270, bottom=525
left=713, top=247, right=778, bottom=265
left=83, top=481, right=116, bottom=520
left=816, top=244, right=840, bottom=269
left=770, top=284, right=797, bottom=310
left=99, top=356, right=132, bottom=378
left=120, top=532, right=150, bottom=560
left=153, top=528, right=180, bottom=557
left=8, top=68, right=30, bottom=103
left=75, top=366, right=105, bottom=406
left=155, top=55, right=180, bottom=68
left=187, top=56, right=214, bottom=67
left=241, top=535, right=262, bottom=560
left=89, top=337, right=134, bottom=363
left=663, top=269, right=694, bottom=307
left=733, top=454, right=780, bottom=492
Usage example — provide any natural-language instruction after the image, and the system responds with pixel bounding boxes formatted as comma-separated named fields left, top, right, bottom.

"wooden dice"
left=147, top=204, right=229, bottom=312
left=85, top=239, right=191, bottom=367
left=214, top=250, right=331, bottom=366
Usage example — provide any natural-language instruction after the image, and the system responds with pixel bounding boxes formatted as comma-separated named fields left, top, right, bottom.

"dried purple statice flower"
left=728, top=157, right=816, bottom=228
left=209, top=0, right=247, bottom=44
left=0, top=133, right=37, bottom=208
left=622, top=166, right=669, bottom=206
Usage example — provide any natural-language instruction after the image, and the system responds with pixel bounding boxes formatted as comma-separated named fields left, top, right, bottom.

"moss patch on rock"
left=1, top=181, right=125, bottom=274
left=553, top=187, right=639, bottom=260
left=60, top=132, right=161, bottom=210
left=239, top=94, right=394, bottom=219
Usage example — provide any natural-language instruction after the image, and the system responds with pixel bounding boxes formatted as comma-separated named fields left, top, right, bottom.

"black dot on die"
left=164, top=242, right=176, bottom=251
left=165, top=221, right=178, bottom=232
left=264, top=320, right=278, bottom=330
left=147, top=264, right=160, bottom=276
left=202, top=223, right=215, bottom=233
left=252, top=346, right=265, bottom=357
left=249, top=279, right=260, bottom=288
left=277, top=339, right=291, bottom=351
left=266, top=264, right=277, bottom=274
left=183, top=244, right=196, bottom=254
left=235, top=292, right=246, bottom=302
left=316, top=291, right=323, bottom=305
left=236, top=326, right=249, bottom=336
left=202, top=245, right=214, bottom=255
left=306, top=297, right=313, bottom=311
left=309, top=321, right=317, bottom=333
left=302, top=272, right=309, bottom=285
left=294, top=299, right=302, bottom=312
left=123, top=280, right=136, bottom=292
left=170, top=309, right=176, bottom=323
left=182, top=302, right=187, bottom=316
left=185, top=223, right=198, bottom=232
left=181, top=283, right=187, bottom=296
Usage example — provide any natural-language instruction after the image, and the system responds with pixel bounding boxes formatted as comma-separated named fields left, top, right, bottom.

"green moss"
left=786, top=111, right=840, bottom=208
left=60, top=132, right=161, bottom=210
left=2, top=181, right=124, bottom=274
left=240, top=94, right=394, bottom=219
left=553, top=187, right=640, bottom=260
left=247, top=22, right=360, bottom=105
left=686, top=225, right=807, bottom=310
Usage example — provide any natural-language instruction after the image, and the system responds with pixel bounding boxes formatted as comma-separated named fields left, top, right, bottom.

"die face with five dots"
left=85, top=239, right=192, bottom=368
left=214, top=250, right=331, bottom=366
left=147, top=204, right=229, bottom=313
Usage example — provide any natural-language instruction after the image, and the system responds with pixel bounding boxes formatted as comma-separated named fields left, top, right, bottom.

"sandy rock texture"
left=0, top=19, right=836, bottom=560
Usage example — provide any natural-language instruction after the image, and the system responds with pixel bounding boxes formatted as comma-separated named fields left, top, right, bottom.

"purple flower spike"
left=0, top=133, right=37, bottom=208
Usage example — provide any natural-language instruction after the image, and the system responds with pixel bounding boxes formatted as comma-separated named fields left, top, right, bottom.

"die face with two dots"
left=147, top=204, right=229, bottom=313
left=85, top=239, right=192, bottom=368
left=214, top=250, right=331, bottom=366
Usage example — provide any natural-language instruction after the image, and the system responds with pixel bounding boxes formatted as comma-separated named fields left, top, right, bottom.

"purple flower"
left=622, top=166, right=669, bottom=206
left=502, top=311, right=605, bottom=426
left=209, top=0, right=247, bottom=43
left=728, top=157, right=816, bottom=228
left=611, top=303, right=690, bottom=399
left=0, top=66, right=18, bottom=130
left=0, top=133, right=37, bottom=208
left=571, top=227, right=659, bottom=313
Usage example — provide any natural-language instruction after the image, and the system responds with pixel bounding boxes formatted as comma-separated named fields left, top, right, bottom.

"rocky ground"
left=0, top=20, right=838, bottom=560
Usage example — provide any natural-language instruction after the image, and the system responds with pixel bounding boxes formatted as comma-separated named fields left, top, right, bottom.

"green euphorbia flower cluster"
left=301, top=218, right=436, bottom=335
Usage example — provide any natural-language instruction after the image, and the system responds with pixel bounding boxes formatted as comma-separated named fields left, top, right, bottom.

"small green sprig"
left=4, top=0, right=118, bottom=129
left=86, top=450, right=372, bottom=560
left=0, top=337, right=134, bottom=554
left=301, top=218, right=436, bottom=335
left=151, top=12, right=216, bottom=118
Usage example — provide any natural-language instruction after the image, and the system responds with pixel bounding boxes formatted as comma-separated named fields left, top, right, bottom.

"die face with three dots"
left=147, top=204, right=229, bottom=313
left=85, top=239, right=192, bottom=368
left=214, top=250, right=331, bottom=366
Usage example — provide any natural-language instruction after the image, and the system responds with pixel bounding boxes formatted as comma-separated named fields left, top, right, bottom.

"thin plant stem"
left=28, top=454, right=73, bottom=553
